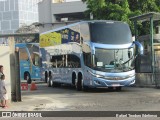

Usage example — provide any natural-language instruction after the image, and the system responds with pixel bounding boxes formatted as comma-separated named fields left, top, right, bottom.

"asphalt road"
left=5, top=83, right=160, bottom=111
left=1, top=83, right=160, bottom=119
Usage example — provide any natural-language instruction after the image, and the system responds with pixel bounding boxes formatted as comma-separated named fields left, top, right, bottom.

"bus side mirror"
left=133, top=41, right=144, bottom=55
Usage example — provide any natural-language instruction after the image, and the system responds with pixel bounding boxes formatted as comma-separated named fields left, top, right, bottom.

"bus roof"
left=16, top=43, right=39, bottom=48
left=40, top=20, right=127, bottom=35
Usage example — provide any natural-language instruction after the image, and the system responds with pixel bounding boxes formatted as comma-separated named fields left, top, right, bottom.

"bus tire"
left=72, top=73, right=76, bottom=86
left=76, top=73, right=82, bottom=91
left=76, top=81, right=81, bottom=91
left=45, top=72, right=48, bottom=83
left=26, top=73, right=31, bottom=84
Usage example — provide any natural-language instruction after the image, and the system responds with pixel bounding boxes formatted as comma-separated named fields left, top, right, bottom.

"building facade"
left=38, top=0, right=88, bottom=33
left=0, top=0, right=41, bottom=35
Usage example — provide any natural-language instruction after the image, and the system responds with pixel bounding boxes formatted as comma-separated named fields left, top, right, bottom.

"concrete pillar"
left=15, top=49, right=21, bottom=102
left=9, top=37, right=16, bottom=101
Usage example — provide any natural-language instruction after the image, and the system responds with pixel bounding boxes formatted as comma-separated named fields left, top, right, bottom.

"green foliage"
left=83, top=0, right=160, bottom=35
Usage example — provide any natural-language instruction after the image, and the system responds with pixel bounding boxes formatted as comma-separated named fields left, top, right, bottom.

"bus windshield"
left=93, top=48, right=134, bottom=72
left=32, top=53, right=40, bottom=66
left=90, top=22, right=132, bottom=44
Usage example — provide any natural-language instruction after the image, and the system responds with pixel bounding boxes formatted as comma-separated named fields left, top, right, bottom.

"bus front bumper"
left=91, top=76, right=135, bottom=88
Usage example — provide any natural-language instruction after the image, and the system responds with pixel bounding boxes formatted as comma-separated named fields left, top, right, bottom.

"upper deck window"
left=90, top=22, right=132, bottom=44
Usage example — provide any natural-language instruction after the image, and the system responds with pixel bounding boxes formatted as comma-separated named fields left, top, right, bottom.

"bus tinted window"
left=82, top=43, right=92, bottom=67
left=90, top=22, right=132, bottom=44
left=51, top=56, right=63, bottom=68
left=68, top=55, right=81, bottom=68
left=33, top=54, right=40, bottom=66
left=83, top=52, right=92, bottom=68
left=51, top=55, right=81, bottom=68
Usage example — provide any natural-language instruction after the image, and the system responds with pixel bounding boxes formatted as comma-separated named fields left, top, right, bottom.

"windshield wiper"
left=122, top=55, right=134, bottom=65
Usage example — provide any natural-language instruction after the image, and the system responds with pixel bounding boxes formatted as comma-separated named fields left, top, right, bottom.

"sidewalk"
left=0, top=83, right=55, bottom=111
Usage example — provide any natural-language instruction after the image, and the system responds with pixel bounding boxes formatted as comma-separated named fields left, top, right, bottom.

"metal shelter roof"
left=130, top=12, right=160, bottom=22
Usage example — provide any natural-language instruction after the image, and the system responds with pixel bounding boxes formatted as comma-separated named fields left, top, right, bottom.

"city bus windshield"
left=32, top=52, right=40, bottom=66
left=90, top=22, right=132, bottom=44
left=93, top=48, right=134, bottom=72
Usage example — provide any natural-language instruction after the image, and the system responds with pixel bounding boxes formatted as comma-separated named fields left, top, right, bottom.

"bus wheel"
left=116, top=87, right=122, bottom=91
left=72, top=73, right=76, bottom=85
left=26, top=73, right=31, bottom=84
left=45, top=72, right=48, bottom=83
left=76, top=81, right=82, bottom=91
left=76, top=73, right=82, bottom=91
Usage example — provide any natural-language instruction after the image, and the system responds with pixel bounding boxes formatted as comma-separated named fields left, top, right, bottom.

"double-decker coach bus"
left=40, top=20, right=143, bottom=91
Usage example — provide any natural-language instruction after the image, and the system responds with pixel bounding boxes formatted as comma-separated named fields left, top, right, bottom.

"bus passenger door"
left=19, top=47, right=31, bottom=80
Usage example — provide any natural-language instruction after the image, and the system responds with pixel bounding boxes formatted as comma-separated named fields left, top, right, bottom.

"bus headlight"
left=96, top=74, right=103, bottom=78
left=88, top=71, right=104, bottom=78
left=128, top=73, right=135, bottom=77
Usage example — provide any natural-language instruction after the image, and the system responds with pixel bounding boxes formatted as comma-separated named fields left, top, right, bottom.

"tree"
left=82, top=0, right=106, bottom=19
left=15, top=23, right=39, bottom=43
left=83, top=0, right=132, bottom=21
left=128, top=0, right=160, bottom=35
left=129, top=0, right=160, bottom=13
left=83, top=0, right=160, bottom=19
left=82, top=0, right=160, bottom=35
left=16, top=23, right=39, bottom=33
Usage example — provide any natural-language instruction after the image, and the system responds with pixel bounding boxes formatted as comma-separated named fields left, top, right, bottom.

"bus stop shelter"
left=130, top=12, right=160, bottom=87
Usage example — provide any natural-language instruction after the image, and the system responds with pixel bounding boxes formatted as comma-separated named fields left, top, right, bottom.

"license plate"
left=112, top=84, right=120, bottom=87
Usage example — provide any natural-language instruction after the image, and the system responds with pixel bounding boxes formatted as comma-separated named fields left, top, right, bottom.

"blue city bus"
left=16, top=43, right=41, bottom=83
left=40, top=20, right=143, bottom=91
